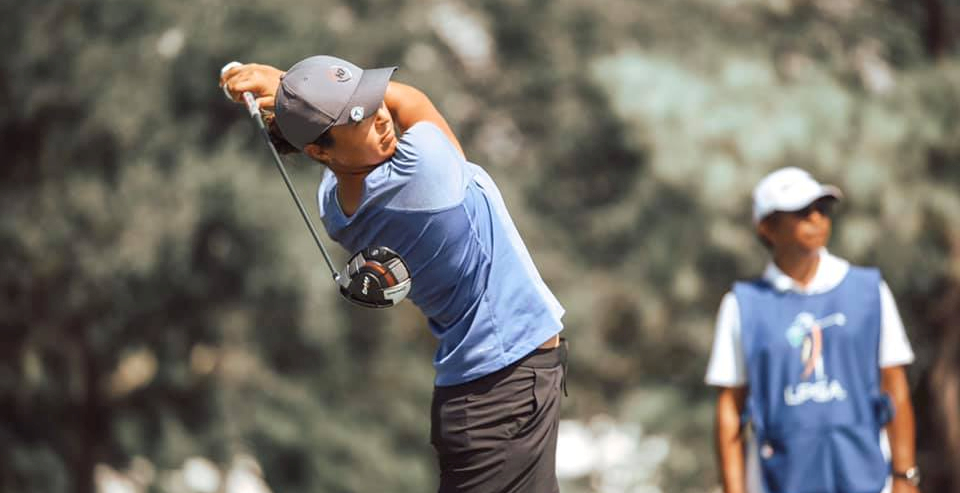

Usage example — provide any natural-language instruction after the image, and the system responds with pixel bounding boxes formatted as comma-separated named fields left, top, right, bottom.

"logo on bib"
left=783, top=312, right=848, bottom=406
left=784, top=379, right=848, bottom=406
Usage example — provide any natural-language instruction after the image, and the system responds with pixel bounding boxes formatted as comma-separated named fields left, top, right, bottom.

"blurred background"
left=2, top=0, right=959, bottom=492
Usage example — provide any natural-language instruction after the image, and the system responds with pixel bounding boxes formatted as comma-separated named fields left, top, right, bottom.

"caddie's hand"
left=891, top=480, right=920, bottom=493
left=220, top=63, right=285, bottom=110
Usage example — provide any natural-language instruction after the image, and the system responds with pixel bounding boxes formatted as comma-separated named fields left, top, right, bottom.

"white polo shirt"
left=704, top=249, right=914, bottom=493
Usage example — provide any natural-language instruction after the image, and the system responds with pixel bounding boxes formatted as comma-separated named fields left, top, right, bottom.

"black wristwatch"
left=893, top=466, right=921, bottom=486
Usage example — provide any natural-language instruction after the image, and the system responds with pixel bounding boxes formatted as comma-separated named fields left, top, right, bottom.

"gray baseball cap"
left=275, top=55, right=397, bottom=150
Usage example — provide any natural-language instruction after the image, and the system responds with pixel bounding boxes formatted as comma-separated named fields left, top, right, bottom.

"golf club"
left=220, top=61, right=411, bottom=308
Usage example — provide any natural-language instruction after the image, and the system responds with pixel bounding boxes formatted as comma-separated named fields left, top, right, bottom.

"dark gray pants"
left=430, top=341, right=567, bottom=493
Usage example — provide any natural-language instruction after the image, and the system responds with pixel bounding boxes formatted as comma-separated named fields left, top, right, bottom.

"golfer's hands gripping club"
left=219, top=61, right=285, bottom=112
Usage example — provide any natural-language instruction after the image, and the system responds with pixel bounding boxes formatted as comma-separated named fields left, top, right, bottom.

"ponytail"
left=264, top=113, right=300, bottom=155
left=264, top=113, right=335, bottom=155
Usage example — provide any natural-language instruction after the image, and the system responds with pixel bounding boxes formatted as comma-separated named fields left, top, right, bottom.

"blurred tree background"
left=1, top=0, right=958, bottom=492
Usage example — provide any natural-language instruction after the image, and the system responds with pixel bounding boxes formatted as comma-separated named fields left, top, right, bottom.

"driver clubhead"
left=338, top=246, right=412, bottom=309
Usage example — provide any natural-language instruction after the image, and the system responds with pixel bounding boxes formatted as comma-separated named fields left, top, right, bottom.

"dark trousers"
left=430, top=341, right=568, bottom=493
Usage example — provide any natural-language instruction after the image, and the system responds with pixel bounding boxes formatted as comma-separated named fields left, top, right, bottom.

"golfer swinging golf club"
left=221, top=55, right=566, bottom=493
left=218, top=61, right=411, bottom=309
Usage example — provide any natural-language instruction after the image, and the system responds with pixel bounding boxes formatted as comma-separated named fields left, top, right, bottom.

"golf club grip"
left=220, top=61, right=243, bottom=100
left=221, top=61, right=262, bottom=119
left=242, top=92, right=260, bottom=118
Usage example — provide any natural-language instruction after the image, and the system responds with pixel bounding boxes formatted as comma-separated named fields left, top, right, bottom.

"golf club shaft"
left=240, top=91, right=341, bottom=282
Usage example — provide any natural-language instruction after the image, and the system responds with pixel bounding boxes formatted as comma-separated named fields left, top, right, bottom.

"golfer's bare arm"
left=881, top=366, right=919, bottom=492
left=716, top=386, right=748, bottom=493
left=383, top=82, right=464, bottom=159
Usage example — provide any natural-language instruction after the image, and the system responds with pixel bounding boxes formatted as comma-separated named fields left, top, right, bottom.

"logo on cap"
left=349, top=106, right=365, bottom=122
left=328, top=65, right=353, bottom=83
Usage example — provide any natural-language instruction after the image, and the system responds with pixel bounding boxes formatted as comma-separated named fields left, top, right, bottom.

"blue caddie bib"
left=735, top=266, right=893, bottom=493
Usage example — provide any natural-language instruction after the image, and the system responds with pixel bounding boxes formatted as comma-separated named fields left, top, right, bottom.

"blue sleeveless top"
left=318, top=122, right=564, bottom=386
left=734, top=266, right=893, bottom=493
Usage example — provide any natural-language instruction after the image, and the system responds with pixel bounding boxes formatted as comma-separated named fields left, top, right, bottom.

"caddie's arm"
left=881, top=366, right=919, bottom=493
left=715, top=386, right=748, bottom=493
left=383, top=82, right=464, bottom=159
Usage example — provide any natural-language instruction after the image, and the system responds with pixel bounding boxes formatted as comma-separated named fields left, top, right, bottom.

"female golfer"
left=221, top=55, right=566, bottom=493
left=705, top=167, right=919, bottom=493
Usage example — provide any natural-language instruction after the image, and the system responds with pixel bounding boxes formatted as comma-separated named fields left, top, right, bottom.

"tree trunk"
left=922, top=0, right=952, bottom=59
left=73, top=323, right=102, bottom=493
left=930, top=286, right=960, bottom=492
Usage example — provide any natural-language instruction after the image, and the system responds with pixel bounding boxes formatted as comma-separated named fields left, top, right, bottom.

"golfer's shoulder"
left=393, top=122, right=462, bottom=171
left=371, top=122, right=464, bottom=212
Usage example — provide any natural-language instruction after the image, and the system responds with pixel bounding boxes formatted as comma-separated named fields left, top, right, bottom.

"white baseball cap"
left=752, top=167, right=843, bottom=224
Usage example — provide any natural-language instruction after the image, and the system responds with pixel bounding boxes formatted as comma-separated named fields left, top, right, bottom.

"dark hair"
left=756, top=213, right=780, bottom=250
left=265, top=113, right=334, bottom=155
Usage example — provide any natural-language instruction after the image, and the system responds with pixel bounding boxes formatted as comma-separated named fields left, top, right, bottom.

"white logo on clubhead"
left=350, top=106, right=364, bottom=122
